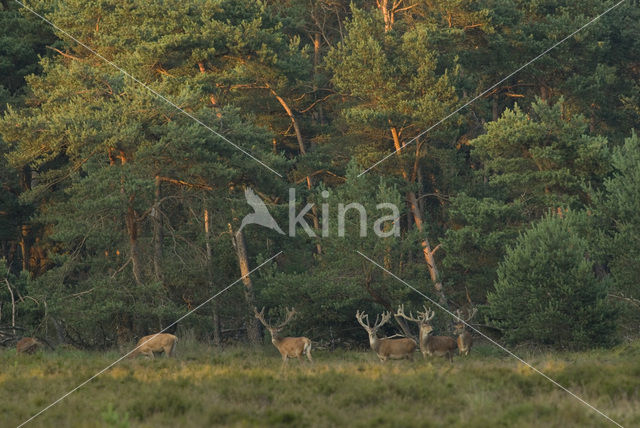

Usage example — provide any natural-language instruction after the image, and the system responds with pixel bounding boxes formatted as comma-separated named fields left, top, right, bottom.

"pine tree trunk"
left=407, top=192, right=446, bottom=305
left=229, top=224, right=261, bottom=345
left=204, top=207, right=221, bottom=346
left=19, top=166, right=32, bottom=272
left=152, top=175, right=164, bottom=283
left=125, top=201, right=143, bottom=286
left=378, top=0, right=393, bottom=32
left=313, top=32, right=325, bottom=126
left=390, top=126, right=447, bottom=305
left=270, top=88, right=322, bottom=254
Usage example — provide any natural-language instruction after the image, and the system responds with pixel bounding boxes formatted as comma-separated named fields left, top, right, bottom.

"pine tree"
left=487, top=213, right=616, bottom=349
left=442, top=98, right=610, bottom=303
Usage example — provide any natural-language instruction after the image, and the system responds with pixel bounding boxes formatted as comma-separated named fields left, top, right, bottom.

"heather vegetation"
left=1, top=0, right=640, bottom=425
left=2, top=339, right=640, bottom=427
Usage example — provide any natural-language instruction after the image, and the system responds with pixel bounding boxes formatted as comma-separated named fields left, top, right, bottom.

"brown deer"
left=396, top=305, right=457, bottom=362
left=128, top=333, right=177, bottom=359
left=16, top=337, right=42, bottom=354
left=355, top=310, right=417, bottom=362
left=254, top=307, right=312, bottom=366
left=454, top=307, right=477, bottom=356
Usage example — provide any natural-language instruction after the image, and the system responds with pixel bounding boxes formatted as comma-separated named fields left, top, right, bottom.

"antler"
left=276, top=307, right=297, bottom=329
left=254, top=307, right=297, bottom=330
left=418, top=306, right=435, bottom=322
left=455, top=307, right=478, bottom=323
left=465, top=307, right=478, bottom=322
left=254, top=306, right=272, bottom=329
left=355, top=310, right=371, bottom=331
left=356, top=310, right=391, bottom=332
left=374, top=311, right=391, bottom=330
left=395, top=304, right=423, bottom=323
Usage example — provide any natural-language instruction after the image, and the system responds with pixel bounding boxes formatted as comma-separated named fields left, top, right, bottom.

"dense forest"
left=1, top=0, right=639, bottom=351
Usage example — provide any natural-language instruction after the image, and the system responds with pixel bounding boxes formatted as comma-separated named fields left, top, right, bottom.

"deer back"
left=136, top=333, right=177, bottom=352
left=424, top=334, right=457, bottom=355
left=376, top=337, right=417, bottom=358
left=273, top=336, right=311, bottom=357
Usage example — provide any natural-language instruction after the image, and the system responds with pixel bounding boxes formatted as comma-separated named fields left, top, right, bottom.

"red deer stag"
left=396, top=305, right=457, bottom=362
left=254, top=307, right=312, bottom=366
left=355, top=310, right=417, bottom=362
left=454, top=307, right=477, bottom=356
left=128, top=333, right=177, bottom=359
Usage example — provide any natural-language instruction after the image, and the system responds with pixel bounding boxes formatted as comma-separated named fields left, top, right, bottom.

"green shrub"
left=487, top=213, right=617, bottom=349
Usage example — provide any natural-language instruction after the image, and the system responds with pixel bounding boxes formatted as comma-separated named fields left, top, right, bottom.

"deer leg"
left=304, top=341, right=313, bottom=362
left=280, top=355, right=289, bottom=372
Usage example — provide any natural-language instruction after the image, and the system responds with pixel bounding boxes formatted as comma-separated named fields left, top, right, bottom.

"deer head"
left=355, top=310, right=391, bottom=342
left=454, top=307, right=477, bottom=334
left=396, top=304, right=435, bottom=334
left=254, top=307, right=297, bottom=339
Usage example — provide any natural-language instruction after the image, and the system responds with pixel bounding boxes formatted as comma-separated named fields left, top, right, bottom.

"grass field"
left=2, top=339, right=640, bottom=427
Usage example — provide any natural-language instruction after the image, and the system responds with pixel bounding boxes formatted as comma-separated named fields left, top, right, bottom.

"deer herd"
left=359, top=304, right=477, bottom=363
left=15, top=304, right=477, bottom=364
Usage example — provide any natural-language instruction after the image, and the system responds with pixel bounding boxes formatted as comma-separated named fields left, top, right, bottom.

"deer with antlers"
left=454, top=307, right=477, bottom=356
left=355, top=310, right=417, bottom=362
left=396, top=305, right=457, bottom=362
left=254, top=307, right=312, bottom=365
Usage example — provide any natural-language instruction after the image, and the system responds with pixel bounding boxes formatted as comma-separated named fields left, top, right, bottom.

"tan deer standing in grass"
left=254, top=307, right=312, bottom=366
left=128, top=333, right=178, bottom=359
left=396, top=305, right=457, bottom=362
left=355, top=310, right=417, bottom=362
left=454, top=307, right=477, bottom=356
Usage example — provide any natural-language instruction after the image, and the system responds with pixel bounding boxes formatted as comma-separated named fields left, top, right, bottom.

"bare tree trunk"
left=4, top=278, right=16, bottom=335
left=313, top=32, right=325, bottom=126
left=378, top=0, right=393, bottom=32
left=228, top=224, right=261, bottom=345
left=407, top=192, right=446, bottom=305
left=270, top=87, right=322, bottom=254
left=270, top=88, right=306, bottom=155
left=152, top=175, right=164, bottom=283
left=19, top=225, right=31, bottom=272
left=204, top=207, right=221, bottom=346
left=125, top=201, right=143, bottom=286
left=390, top=126, right=447, bottom=305
left=19, top=166, right=32, bottom=272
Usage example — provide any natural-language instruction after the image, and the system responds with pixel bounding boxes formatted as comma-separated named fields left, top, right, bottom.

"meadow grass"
left=1, top=339, right=639, bottom=427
